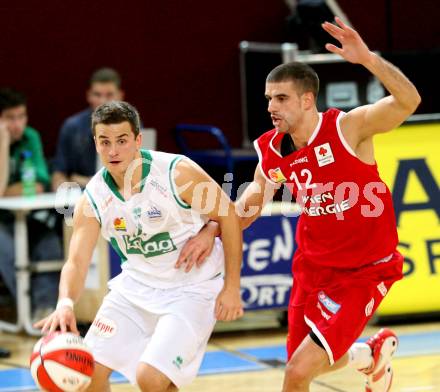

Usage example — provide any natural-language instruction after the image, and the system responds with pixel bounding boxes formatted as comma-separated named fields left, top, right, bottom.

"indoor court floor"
left=0, top=318, right=439, bottom=391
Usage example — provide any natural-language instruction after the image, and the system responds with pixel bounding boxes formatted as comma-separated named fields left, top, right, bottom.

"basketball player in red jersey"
left=178, top=16, right=421, bottom=392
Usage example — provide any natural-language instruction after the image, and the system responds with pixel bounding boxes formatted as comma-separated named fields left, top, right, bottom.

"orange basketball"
left=30, top=332, right=94, bottom=391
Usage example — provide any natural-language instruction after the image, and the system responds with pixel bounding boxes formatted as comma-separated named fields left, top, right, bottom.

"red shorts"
left=287, top=250, right=403, bottom=364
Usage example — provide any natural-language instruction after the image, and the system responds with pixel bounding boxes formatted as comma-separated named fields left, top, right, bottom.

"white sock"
left=348, top=342, right=373, bottom=370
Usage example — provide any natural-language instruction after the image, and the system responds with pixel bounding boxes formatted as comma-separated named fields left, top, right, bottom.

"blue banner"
left=241, top=215, right=298, bottom=310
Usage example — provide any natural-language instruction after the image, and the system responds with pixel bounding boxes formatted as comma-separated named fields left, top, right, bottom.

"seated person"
left=51, top=67, right=124, bottom=191
left=0, top=88, right=62, bottom=317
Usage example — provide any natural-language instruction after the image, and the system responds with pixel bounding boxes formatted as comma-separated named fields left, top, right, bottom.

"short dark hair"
left=91, top=101, right=140, bottom=137
left=0, top=88, right=27, bottom=114
left=90, top=67, right=121, bottom=88
left=266, top=62, right=319, bottom=99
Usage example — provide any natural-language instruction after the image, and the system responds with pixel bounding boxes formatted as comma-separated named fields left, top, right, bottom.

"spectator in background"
left=0, top=89, right=50, bottom=196
left=0, top=88, right=62, bottom=318
left=51, top=67, right=124, bottom=191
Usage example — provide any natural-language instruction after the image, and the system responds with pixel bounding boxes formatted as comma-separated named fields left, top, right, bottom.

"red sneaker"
left=362, top=328, right=398, bottom=392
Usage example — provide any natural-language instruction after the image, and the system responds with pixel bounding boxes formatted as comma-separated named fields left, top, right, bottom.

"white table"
left=0, top=191, right=80, bottom=335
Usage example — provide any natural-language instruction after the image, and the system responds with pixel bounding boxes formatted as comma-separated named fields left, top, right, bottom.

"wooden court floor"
left=1, top=321, right=439, bottom=391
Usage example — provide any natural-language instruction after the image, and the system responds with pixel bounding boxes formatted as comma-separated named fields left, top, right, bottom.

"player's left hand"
left=322, top=17, right=373, bottom=66
left=175, top=223, right=216, bottom=272
left=215, top=286, right=244, bottom=322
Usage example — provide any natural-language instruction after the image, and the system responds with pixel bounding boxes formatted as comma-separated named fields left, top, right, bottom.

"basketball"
left=30, top=332, right=94, bottom=392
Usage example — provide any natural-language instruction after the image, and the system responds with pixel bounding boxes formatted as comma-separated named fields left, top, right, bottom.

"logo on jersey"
left=318, top=291, right=341, bottom=314
left=122, top=231, right=177, bottom=258
left=314, top=143, right=335, bottom=167
left=132, top=207, right=142, bottom=220
left=149, top=179, right=168, bottom=198
left=289, top=156, right=308, bottom=167
left=316, top=302, right=331, bottom=320
left=172, top=355, right=184, bottom=369
left=146, top=206, right=162, bottom=220
left=365, top=297, right=375, bottom=317
left=377, top=282, right=388, bottom=297
left=90, top=316, right=117, bottom=338
left=102, top=195, right=113, bottom=211
left=268, top=167, right=287, bottom=183
left=113, top=217, right=127, bottom=231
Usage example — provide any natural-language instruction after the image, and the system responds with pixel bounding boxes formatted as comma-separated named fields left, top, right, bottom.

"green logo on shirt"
left=172, top=355, right=183, bottom=369
left=122, top=230, right=177, bottom=258
left=132, top=207, right=142, bottom=220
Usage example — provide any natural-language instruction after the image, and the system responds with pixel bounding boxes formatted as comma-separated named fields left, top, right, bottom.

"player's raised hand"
left=322, top=17, right=372, bottom=66
left=33, top=306, right=79, bottom=335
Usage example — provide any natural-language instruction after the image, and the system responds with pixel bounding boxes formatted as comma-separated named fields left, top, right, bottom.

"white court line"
left=401, top=386, right=435, bottom=391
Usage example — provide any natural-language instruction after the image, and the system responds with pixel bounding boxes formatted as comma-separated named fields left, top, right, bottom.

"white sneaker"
left=365, top=362, right=393, bottom=392
left=361, top=328, right=398, bottom=392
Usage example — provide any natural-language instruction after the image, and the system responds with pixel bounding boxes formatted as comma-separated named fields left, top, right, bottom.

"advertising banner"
left=374, top=123, right=440, bottom=315
left=242, top=214, right=298, bottom=310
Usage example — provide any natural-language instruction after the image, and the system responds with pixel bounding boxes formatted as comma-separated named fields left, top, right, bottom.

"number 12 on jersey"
left=290, top=169, right=317, bottom=190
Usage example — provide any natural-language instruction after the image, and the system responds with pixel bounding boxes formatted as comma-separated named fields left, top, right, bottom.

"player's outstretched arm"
left=176, top=164, right=278, bottom=271
left=33, top=195, right=100, bottom=334
left=322, top=17, right=421, bottom=140
left=174, top=159, right=244, bottom=321
left=175, top=220, right=220, bottom=271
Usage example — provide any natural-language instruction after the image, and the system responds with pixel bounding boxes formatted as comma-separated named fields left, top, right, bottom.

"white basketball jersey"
left=84, top=150, right=224, bottom=288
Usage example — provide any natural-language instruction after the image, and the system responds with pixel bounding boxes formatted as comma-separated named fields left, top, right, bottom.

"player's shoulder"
left=85, top=167, right=107, bottom=194
left=147, top=149, right=176, bottom=160
left=255, top=128, right=278, bottom=149
left=323, top=108, right=344, bottom=121
left=258, top=128, right=277, bottom=141
left=146, top=149, right=183, bottom=167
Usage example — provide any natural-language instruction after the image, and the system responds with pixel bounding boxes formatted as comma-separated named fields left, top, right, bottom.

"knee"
left=136, top=376, right=170, bottom=392
left=85, top=362, right=112, bottom=392
left=285, top=361, right=313, bottom=389
left=136, top=365, right=172, bottom=392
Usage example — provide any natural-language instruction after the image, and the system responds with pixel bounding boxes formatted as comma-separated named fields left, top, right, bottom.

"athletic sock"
left=347, top=342, right=373, bottom=370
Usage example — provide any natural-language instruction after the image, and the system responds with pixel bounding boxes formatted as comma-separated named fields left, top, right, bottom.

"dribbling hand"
left=33, top=306, right=79, bottom=335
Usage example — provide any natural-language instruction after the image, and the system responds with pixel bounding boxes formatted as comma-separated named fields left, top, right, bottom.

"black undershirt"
left=280, top=133, right=297, bottom=157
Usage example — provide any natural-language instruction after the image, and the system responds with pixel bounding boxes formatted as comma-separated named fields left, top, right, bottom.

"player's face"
left=94, top=121, right=141, bottom=176
left=265, top=81, right=304, bottom=133
left=0, top=105, right=28, bottom=142
left=87, top=82, right=124, bottom=110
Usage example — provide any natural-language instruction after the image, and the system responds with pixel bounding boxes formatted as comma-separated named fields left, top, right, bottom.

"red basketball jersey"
left=254, top=108, right=398, bottom=268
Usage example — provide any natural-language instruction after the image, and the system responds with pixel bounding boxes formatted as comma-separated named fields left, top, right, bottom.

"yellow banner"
left=374, top=123, right=440, bottom=315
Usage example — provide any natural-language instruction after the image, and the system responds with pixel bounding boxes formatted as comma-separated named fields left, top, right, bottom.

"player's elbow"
left=214, top=202, right=240, bottom=225
left=402, top=88, right=422, bottom=115
left=412, top=90, right=422, bottom=111
left=240, top=216, right=253, bottom=230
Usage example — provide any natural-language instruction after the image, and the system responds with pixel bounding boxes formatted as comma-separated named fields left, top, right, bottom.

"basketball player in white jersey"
left=35, top=101, right=244, bottom=391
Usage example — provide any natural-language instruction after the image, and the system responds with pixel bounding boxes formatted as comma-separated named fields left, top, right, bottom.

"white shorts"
left=84, top=273, right=223, bottom=388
